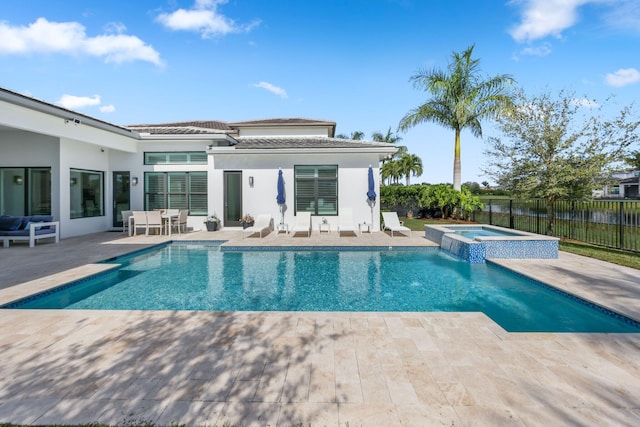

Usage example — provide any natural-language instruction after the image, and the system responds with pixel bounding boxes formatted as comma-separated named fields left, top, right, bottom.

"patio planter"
left=242, top=221, right=254, bottom=229
left=205, top=222, right=219, bottom=231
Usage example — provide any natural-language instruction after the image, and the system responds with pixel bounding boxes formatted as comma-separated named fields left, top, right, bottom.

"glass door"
left=223, top=171, right=242, bottom=227
left=112, top=171, right=130, bottom=228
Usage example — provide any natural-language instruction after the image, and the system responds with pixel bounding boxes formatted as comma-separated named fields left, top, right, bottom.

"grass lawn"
left=401, top=217, right=640, bottom=270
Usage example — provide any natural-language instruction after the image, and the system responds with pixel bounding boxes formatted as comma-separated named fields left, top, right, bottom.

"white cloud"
left=104, top=22, right=127, bottom=35
left=513, top=43, right=552, bottom=60
left=571, top=98, right=600, bottom=108
left=99, top=104, right=115, bottom=113
left=252, top=81, right=288, bottom=98
left=509, top=0, right=592, bottom=42
left=56, top=94, right=101, bottom=110
left=156, top=0, right=260, bottom=38
left=605, top=68, right=640, bottom=87
left=0, top=17, right=162, bottom=66
left=602, top=0, right=640, bottom=32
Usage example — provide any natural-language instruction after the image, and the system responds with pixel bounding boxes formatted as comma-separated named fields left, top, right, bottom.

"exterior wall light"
left=249, top=176, right=254, bottom=187
left=131, top=177, right=139, bottom=186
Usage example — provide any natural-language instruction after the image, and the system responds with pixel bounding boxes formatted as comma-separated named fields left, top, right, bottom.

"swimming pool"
left=4, top=243, right=639, bottom=333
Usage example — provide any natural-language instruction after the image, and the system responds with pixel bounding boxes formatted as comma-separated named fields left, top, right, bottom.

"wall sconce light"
left=248, top=176, right=254, bottom=187
left=13, top=176, right=23, bottom=185
left=131, top=177, right=139, bottom=186
left=70, top=177, right=77, bottom=186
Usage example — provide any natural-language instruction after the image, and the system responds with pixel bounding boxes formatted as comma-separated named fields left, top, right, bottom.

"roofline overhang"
left=0, top=87, right=139, bottom=139
left=138, top=134, right=238, bottom=144
left=207, top=146, right=395, bottom=159
left=230, top=121, right=337, bottom=137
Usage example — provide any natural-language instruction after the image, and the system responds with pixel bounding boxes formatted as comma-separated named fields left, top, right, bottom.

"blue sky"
left=1, top=0, right=639, bottom=184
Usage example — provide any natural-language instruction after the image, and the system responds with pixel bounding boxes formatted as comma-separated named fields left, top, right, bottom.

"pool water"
left=7, top=243, right=639, bottom=333
left=454, top=228, right=521, bottom=239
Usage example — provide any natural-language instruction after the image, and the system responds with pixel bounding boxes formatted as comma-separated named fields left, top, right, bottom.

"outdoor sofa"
left=0, top=215, right=60, bottom=248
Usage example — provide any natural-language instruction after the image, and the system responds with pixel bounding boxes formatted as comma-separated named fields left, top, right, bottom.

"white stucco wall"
left=210, top=152, right=382, bottom=231
left=0, top=130, right=61, bottom=219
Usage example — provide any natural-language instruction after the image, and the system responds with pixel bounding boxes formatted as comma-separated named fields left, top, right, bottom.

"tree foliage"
left=398, top=44, right=515, bottom=191
left=484, top=89, right=640, bottom=234
left=625, top=150, right=640, bottom=170
left=380, top=184, right=482, bottom=220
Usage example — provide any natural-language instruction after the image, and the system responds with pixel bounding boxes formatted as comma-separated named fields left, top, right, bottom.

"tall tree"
left=381, top=160, right=402, bottom=185
left=372, top=127, right=406, bottom=164
left=400, top=154, right=423, bottom=185
left=484, top=89, right=640, bottom=235
left=625, top=150, right=640, bottom=170
left=398, top=45, right=514, bottom=191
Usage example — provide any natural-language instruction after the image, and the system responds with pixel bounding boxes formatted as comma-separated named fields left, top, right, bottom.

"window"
left=0, top=167, right=51, bottom=216
left=144, top=152, right=207, bottom=165
left=294, top=165, right=338, bottom=215
left=70, top=169, right=104, bottom=219
left=144, top=172, right=207, bottom=215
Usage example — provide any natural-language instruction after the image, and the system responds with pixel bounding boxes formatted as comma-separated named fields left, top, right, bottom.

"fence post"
left=619, top=201, right=624, bottom=250
left=489, top=199, right=492, bottom=225
left=571, top=201, right=575, bottom=240
left=536, top=199, right=540, bottom=235
left=509, top=199, right=514, bottom=229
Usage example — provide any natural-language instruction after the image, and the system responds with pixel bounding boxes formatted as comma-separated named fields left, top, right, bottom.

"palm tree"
left=400, top=154, right=423, bottom=185
left=372, top=127, right=406, bottom=163
left=336, top=131, right=365, bottom=140
left=381, top=160, right=402, bottom=185
left=398, top=45, right=514, bottom=191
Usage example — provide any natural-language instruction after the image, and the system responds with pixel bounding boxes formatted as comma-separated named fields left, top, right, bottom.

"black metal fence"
left=472, top=199, right=640, bottom=253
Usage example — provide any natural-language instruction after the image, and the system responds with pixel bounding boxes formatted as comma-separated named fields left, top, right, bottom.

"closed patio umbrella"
left=367, top=165, right=376, bottom=202
left=277, top=168, right=285, bottom=224
left=367, top=165, right=376, bottom=227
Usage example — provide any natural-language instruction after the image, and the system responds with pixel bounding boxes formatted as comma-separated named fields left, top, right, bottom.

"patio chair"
left=131, top=211, right=148, bottom=236
left=121, top=210, right=132, bottom=234
left=243, top=214, right=272, bottom=238
left=382, top=211, right=412, bottom=237
left=145, top=210, right=164, bottom=235
left=338, top=208, right=358, bottom=236
left=290, top=212, right=311, bottom=237
left=172, top=210, right=188, bottom=234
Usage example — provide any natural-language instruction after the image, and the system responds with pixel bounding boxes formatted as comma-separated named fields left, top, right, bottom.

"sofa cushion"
left=0, top=216, right=23, bottom=231
left=24, top=215, right=53, bottom=230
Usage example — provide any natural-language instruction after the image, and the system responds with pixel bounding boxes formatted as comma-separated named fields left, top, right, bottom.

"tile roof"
left=127, top=120, right=233, bottom=131
left=229, top=118, right=336, bottom=126
left=235, top=136, right=395, bottom=150
left=127, top=125, right=230, bottom=135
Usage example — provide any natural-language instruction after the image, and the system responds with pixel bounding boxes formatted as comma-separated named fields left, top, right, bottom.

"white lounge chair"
left=290, top=212, right=311, bottom=237
left=243, top=214, right=272, bottom=238
left=382, top=212, right=412, bottom=237
left=338, top=208, right=357, bottom=236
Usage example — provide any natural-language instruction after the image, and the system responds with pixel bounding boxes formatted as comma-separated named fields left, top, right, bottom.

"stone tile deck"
left=1, top=229, right=639, bottom=426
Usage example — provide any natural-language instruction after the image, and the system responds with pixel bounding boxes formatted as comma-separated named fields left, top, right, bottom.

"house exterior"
left=596, top=170, right=640, bottom=199
left=0, top=87, right=396, bottom=239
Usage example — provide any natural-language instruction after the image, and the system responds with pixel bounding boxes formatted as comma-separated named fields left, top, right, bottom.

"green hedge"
left=380, top=184, right=483, bottom=220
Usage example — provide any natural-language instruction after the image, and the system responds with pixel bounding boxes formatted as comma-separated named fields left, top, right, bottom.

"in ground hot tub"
left=425, top=224, right=559, bottom=263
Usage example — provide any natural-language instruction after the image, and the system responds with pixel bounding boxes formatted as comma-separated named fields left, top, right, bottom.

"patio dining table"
left=128, top=211, right=180, bottom=236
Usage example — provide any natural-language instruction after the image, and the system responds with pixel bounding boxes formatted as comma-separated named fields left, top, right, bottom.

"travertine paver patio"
left=0, top=229, right=639, bottom=426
